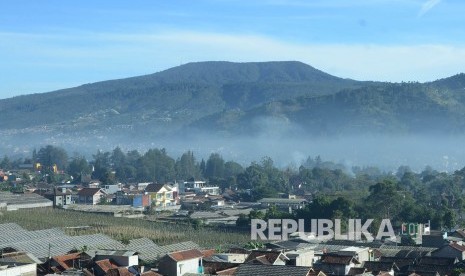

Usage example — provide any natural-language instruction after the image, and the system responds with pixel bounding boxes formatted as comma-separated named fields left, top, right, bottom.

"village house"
left=315, top=253, right=361, bottom=275
left=258, top=197, right=308, bottom=213
left=244, top=250, right=289, bottom=265
left=0, top=251, right=40, bottom=276
left=93, top=250, right=139, bottom=267
left=77, top=188, right=107, bottom=205
left=431, top=242, right=465, bottom=260
left=145, top=183, right=175, bottom=208
left=157, top=249, right=204, bottom=276
left=93, top=258, right=120, bottom=276
left=285, top=248, right=315, bottom=267
left=363, top=261, right=400, bottom=276
left=115, top=191, right=151, bottom=208
left=234, top=263, right=313, bottom=276
left=46, top=252, right=92, bottom=274
left=43, top=187, right=73, bottom=207
left=137, top=182, right=151, bottom=191
left=102, top=183, right=122, bottom=194
left=182, top=180, right=220, bottom=195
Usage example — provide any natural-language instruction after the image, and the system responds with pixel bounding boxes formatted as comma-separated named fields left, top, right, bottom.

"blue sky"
left=0, top=0, right=464, bottom=99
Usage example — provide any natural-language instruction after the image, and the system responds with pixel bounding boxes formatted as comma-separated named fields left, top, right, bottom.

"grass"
left=0, top=208, right=250, bottom=248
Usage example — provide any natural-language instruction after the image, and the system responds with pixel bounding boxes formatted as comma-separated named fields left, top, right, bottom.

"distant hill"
left=195, top=79, right=465, bottom=136
left=0, top=61, right=464, bottom=152
left=0, top=61, right=360, bottom=131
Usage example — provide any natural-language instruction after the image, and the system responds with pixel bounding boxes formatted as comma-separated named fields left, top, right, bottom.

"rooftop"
left=235, top=263, right=312, bottom=276
left=0, top=192, right=52, bottom=206
left=167, top=249, right=203, bottom=262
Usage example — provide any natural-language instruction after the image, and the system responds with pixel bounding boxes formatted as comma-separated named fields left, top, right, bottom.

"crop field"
left=0, top=208, right=250, bottom=248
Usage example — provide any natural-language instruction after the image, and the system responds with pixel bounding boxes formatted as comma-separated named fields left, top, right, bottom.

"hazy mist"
left=2, top=129, right=464, bottom=173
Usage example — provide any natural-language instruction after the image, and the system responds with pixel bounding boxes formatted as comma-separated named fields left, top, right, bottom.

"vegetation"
left=0, top=61, right=358, bottom=133
left=0, top=208, right=250, bottom=248
left=3, top=143, right=465, bottom=236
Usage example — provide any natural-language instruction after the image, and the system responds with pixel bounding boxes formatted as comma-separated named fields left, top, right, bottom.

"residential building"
left=115, top=191, right=150, bottom=207
left=431, top=243, right=465, bottom=260
left=93, top=259, right=120, bottom=276
left=285, top=249, right=315, bottom=267
left=182, top=180, right=220, bottom=195
left=157, top=249, right=204, bottom=276
left=145, top=183, right=175, bottom=208
left=137, top=182, right=151, bottom=191
left=339, top=246, right=371, bottom=263
left=94, top=250, right=139, bottom=267
left=258, top=197, right=308, bottom=213
left=47, top=252, right=92, bottom=274
left=363, top=261, right=400, bottom=276
left=234, top=263, right=313, bottom=276
left=102, top=184, right=122, bottom=194
left=244, top=250, right=289, bottom=265
left=43, top=188, right=73, bottom=207
left=77, top=188, right=106, bottom=205
left=315, top=253, right=360, bottom=275
left=0, top=251, right=40, bottom=276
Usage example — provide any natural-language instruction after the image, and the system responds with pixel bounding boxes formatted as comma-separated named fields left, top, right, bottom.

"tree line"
left=2, top=145, right=465, bottom=231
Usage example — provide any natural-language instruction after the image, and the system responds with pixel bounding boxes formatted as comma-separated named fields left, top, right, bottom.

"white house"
left=158, top=249, right=204, bottom=276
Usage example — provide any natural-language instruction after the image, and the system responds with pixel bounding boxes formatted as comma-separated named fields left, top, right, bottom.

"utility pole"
left=48, top=243, right=52, bottom=271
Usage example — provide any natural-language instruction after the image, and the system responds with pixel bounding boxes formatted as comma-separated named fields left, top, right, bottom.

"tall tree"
left=175, top=151, right=201, bottom=180
left=205, top=153, right=225, bottom=179
left=0, top=156, right=11, bottom=170
left=68, top=156, right=91, bottom=181
left=137, top=148, right=175, bottom=183
left=92, top=150, right=112, bottom=182
left=37, top=145, right=68, bottom=171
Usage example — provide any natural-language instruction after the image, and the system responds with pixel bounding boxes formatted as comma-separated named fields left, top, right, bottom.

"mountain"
left=0, top=61, right=464, bottom=153
left=196, top=79, right=465, bottom=136
left=0, top=61, right=360, bottom=132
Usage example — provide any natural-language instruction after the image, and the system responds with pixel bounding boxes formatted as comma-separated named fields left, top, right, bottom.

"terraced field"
left=0, top=208, right=250, bottom=248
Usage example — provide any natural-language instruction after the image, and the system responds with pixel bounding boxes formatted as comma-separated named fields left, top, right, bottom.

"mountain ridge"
left=1, top=61, right=465, bottom=153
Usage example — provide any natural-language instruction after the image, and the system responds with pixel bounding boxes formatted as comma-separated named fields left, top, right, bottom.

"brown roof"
left=203, top=261, right=239, bottom=274
left=245, top=250, right=288, bottom=264
left=140, top=271, right=163, bottom=276
left=145, top=183, right=164, bottom=193
left=95, top=259, right=119, bottom=273
left=321, top=254, right=359, bottom=265
left=107, top=267, right=133, bottom=276
left=216, top=266, right=238, bottom=275
left=201, top=249, right=216, bottom=258
left=52, top=253, right=82, bottom=271
left=308, top=269, right=327, bottom=276
left=168, top=249, right=204, bottom=262
left=235, top=264, right=312, bottom=276
left=347, top=267, right=367, bottom=276
left=453, top=229, right=465, bottom=238
left=449, top=242, right=465, bottom=252
left=252, top=255, right=272, bottom=265
left=77, top=188, right=104, bottom=196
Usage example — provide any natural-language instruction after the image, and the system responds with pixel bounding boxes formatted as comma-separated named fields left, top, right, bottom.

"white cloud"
left=418, top=0, right=442, bottom=17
